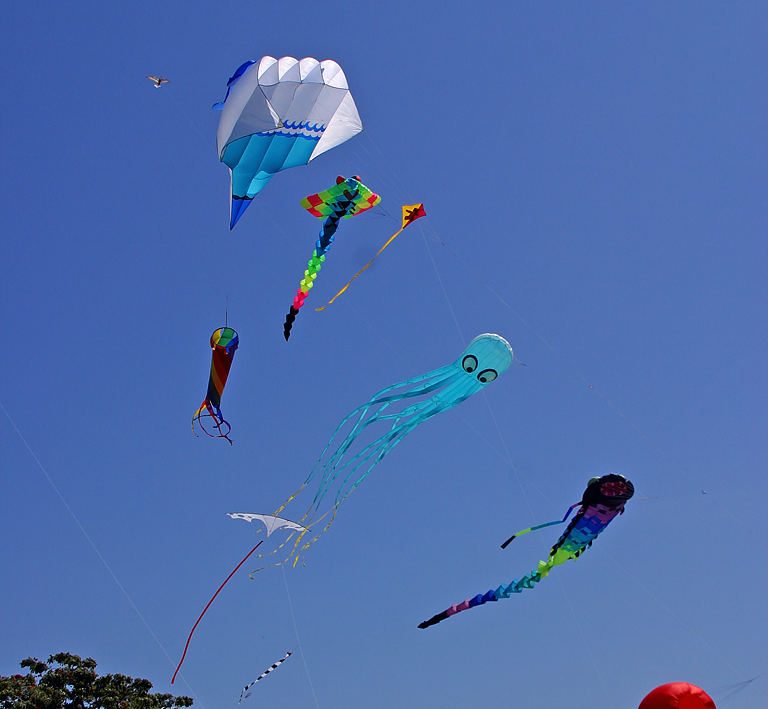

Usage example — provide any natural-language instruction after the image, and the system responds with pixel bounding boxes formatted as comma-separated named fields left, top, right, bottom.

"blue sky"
left=1, top=2, right=765, bottom=707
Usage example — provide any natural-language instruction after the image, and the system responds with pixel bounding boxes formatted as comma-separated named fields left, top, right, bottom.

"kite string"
left=359, top=133, right=753, bottom=690
left=359, top=132, right=683, bottom=488
left=418, top=223, right=614, bottom=697
left=423, top=219, right=756, bottom=692
left=715, top=675, right=761, bottom=706
left=171, top=541, right=263, bottom=685
left=360, top=138, right=680, bottom=500
left=280, top=565, right=322, bottom=709
left=419, top=225, right=465, bottom=347
left=601, top=545, right=749, bottom=685
left=0, top=399, right=203, bottom=705
left=419, top=225, right=549, bottom=509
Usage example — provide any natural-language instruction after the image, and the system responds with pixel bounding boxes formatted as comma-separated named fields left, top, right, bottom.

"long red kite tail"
left=171, top=540, right=263, bottom=684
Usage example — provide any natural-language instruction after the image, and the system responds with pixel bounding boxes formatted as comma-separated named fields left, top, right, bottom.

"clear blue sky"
left=1, top=2, right=766, bottom=707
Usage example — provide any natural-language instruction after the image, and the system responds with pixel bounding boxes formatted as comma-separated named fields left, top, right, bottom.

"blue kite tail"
left=500, top=502, right=580, bottom=549
left=418, top=567, right=546, bottom=629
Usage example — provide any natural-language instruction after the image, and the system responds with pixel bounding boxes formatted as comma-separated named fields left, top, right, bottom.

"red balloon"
left=639, top=682, right=716, bottom=709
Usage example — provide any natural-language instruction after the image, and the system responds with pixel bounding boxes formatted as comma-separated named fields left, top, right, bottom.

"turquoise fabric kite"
left=271, top=334, right=515, bottom=565
left=215, top=56, right=363, bottom=229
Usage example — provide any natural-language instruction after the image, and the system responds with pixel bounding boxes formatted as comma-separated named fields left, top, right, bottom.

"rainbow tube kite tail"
left=283, top=176, right=380, bottom=340
left=418, top=473, right=634, bottom=628
left=192, top=327, right=239, bottom=444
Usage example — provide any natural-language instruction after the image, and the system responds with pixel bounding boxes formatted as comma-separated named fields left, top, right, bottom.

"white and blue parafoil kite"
left=215, top=56, right=363, bottom=229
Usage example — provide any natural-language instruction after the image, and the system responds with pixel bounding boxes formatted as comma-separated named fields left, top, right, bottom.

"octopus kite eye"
left=477, top=369, right=498, bottom=383
left=462, top=355, right=478, bottom=373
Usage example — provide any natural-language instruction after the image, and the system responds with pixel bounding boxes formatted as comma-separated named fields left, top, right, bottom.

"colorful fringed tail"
left=282, top=202, right=349, bottom=340
left=282, top=176, right=380, bottom=340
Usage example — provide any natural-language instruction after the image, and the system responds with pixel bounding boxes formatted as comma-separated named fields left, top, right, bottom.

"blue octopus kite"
left=272, top=333, right=515, bottom=564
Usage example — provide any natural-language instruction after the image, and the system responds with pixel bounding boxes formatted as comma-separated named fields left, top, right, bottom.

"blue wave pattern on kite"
left=224, top=133, right=323, bottom=228
left=215, top=56, right=363, bottom=229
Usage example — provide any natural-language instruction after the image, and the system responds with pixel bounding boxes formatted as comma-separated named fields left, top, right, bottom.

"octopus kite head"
left=457, top=334, right=514, bottom=385
left=583, top=473, right=635, bottom=509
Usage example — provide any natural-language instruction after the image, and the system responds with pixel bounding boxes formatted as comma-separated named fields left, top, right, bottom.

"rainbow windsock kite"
left=192, top=326, right=239, bottom=444
left=418, top=473, right=634, bottom=628
left=282, top=176, right=380, bottom=340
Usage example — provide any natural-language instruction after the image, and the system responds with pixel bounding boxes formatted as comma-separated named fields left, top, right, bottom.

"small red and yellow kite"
left=315, top=203, right=426, bottom=311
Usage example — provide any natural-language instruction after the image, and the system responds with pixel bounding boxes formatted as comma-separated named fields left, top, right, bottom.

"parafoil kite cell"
left=270, top=334, right=515, bottom=565
left=418, top=473, right=634, bottom=628
left=192, top=326, right=239, bottom=444
left=638, top=682, right=717, bottom=709
left=283, top=176, right=380, bottom=340
left=215, top=56, right=363, bottom=229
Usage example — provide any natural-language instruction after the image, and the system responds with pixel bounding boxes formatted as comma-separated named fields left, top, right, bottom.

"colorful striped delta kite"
left=418, top=473, right=634, bottom=628
left=283, top=176, right=380, bottom=340
left=214, top=56, right=363, bottom=229
left=192, top=327, right=239, bottom=444
left=316, top=203, right=426, bottom=311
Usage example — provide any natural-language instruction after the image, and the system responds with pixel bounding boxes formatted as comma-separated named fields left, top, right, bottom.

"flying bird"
left=147, top=75, right=170, bottom=88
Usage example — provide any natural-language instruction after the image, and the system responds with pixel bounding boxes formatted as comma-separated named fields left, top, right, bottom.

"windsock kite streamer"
left=316, top=203, right=426, bottom=311
left=418, top=473, right=634, bottom=628
left=192, top=327, right=239, bottom=444
left=283, top=176, right=380, bottom=340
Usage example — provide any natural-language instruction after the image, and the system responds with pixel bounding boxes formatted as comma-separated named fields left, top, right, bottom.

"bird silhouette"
left=146, top=75, right=169, bottom=88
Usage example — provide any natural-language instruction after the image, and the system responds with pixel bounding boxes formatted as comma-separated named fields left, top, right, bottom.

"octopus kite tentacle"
left=259, top=334, right=515, bottom=568
left=417, top=474, right=634, bottom=628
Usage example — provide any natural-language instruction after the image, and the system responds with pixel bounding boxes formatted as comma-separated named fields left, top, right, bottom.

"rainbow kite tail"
left=283, top=237, right=331, bottom=340
left=418, top=561, right=552, bottom=629
left=282, top=191, right=357, bottom=340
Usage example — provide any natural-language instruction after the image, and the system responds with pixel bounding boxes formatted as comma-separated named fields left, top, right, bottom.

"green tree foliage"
left=0, top=653, right=193, bottom=709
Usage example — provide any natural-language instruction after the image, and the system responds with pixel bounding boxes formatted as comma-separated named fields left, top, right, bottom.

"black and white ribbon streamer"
left=239, top=651, right=293, bottom=702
